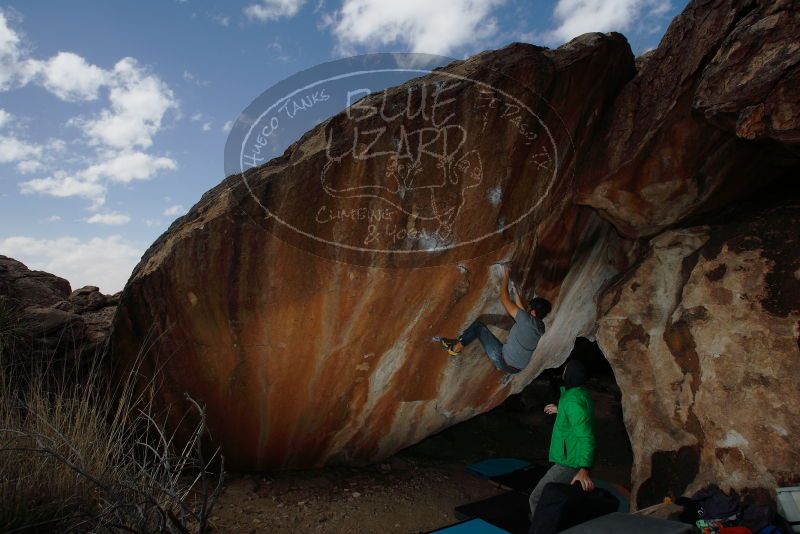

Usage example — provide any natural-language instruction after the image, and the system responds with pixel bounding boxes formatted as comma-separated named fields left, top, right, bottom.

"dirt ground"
left=208, top=458, right=501, bottom=533
left=209, top=374, right=633, bottom=533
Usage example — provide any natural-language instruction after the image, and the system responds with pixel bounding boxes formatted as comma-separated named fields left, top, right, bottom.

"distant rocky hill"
left=0, top=255, right=117, bottom=362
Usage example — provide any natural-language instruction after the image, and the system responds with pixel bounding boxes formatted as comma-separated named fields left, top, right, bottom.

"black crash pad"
left=454, top=491, right=531, bottom=534
left=559, top=512, right=693, bottom=533
left=489, top=464, right=550, bottom=493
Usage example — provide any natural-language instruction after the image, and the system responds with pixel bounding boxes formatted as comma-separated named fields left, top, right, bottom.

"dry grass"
left=0, top=302, right=223, bottom=533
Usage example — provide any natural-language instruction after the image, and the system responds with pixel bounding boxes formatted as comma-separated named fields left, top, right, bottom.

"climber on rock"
left=437, top=265, right=551, bottom=374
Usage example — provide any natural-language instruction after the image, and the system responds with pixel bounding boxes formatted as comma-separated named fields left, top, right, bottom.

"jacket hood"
left=563, top=360, right=588, bottom=389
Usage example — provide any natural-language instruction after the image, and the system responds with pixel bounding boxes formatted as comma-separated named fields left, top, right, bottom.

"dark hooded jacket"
left=548, top=361, right=596, bottom=469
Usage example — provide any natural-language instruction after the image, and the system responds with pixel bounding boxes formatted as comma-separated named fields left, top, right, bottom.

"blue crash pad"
left=466, top=458, right=531, bottom=479
left=428, top=518, right=510, bottom=533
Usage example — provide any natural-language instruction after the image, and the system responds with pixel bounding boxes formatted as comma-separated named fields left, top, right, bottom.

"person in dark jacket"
left=529, top=359, right=596, bottom=517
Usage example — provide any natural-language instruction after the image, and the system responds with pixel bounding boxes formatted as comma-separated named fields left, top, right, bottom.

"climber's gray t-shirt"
left=502, top=311, right=545, bottom=370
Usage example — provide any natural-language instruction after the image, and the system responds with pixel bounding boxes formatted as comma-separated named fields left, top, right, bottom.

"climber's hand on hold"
left=544, top=403, right=558, bottom=415
left=499, top=264, right=524, bottom=319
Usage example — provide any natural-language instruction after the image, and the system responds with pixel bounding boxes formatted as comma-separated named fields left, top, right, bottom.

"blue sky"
left=0, top=0, right=686, bottom=293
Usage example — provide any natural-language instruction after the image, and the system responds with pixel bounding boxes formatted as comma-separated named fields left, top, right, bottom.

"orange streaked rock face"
left=111, top=35, right=635, bottom=470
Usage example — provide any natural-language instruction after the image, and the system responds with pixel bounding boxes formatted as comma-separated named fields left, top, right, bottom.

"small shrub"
left=0, top=298, right=24, bottom=361
left=0, top=329, right=223, bottom=533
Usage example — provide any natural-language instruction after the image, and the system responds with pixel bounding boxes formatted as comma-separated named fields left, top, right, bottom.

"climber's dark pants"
left=458, top=320, right=521, bottom=374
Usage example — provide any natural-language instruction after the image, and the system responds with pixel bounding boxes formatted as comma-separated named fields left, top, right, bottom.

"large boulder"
left=597, top=199, right=800, bottom=508
left=111, top=35, right=635, bottom=470
left=576, top=0, right=799, bottom=237
left=580, top=0, right=800, bottom=504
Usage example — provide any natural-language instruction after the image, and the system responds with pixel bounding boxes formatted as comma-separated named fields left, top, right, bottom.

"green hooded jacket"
left=548, top=385, right=596, bottom=469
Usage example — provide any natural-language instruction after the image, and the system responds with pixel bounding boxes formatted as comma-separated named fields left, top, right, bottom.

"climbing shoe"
left=439, top=337, right=461, bottom=356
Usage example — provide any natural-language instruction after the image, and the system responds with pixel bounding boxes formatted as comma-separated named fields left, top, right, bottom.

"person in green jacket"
left=529, top=359, right=596, bottom=517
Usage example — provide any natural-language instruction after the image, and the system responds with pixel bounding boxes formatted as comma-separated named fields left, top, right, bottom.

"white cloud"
left=144, top=218, right=162, bottom=227
left=16, top=159, right=43, bottom=173
left=86, top=211, right=130, bottom=225
left=0, top=235, right=143, bottom=293
left=515, top=30, right=540, bottom=43
left=19, top=170, right=106, bottom=207
left=182, top=70, right=210, bottom=87
left=0, top=132, right=63, bottom=170
left=163, top=204, right=186, bottom=216
left=244, top=0, right=305, bottom=21
left=50, top=138, right=67, bottom=153
left=0, top=10, right=25, bottom=90
left=0, top=108, right=11, bottom=128
left=266, top=38, right=291, bottom=62
left=543, top=0, right=670, bottom=44
left=648, top=1, right=671, bottom=16
left=327, top=0, right=504, bottom=56
left=222, top=119, right=234, bottom=133
left=26, top=51, right=109, bottom=101
left=79, top=57, right=177, bottom=150
left=0, top=135, right=41, bottom=163
left=0, top=11, right=179, bottom=210
left=201, top=121, right=212, bottom=132
left=0, top=13, right=108, bottom=101
left=213, top=14, right=231, bottom=26
left=18, top=151, right=176, bottom=206
left=190, top=112, right=203, bottom=121
left=79, top=151, right=177, bottom=184
left=45, top=215, right=61, bottom=222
